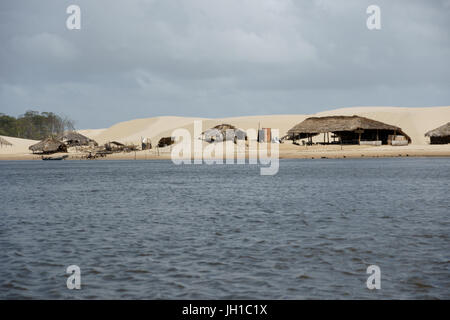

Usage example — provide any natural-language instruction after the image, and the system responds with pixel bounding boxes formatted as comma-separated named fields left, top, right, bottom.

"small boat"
left=42, top=155, right=69, bottom=161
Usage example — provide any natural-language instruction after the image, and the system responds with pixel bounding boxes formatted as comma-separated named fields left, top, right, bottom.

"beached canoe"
left=42, top=155, right=69, bottom=160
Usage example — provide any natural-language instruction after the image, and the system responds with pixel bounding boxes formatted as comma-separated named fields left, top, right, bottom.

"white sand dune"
left=0, top=135, right=38, bottom=156
left=90, top=116, right=208, bottom=145
left=78, top=128, right=106, bottom=139
left=82, top=114, right=310, bottom=147
left=80, top=106, right=450, bottom=146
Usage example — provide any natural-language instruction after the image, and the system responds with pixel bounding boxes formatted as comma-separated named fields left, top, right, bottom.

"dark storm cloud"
left=1, top=0, right=449, bottom=128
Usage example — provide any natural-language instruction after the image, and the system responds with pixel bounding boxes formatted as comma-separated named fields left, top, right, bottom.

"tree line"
left=0, top=111, right=75, bottom=140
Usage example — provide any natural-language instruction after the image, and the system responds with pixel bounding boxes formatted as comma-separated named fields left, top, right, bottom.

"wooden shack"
left=258, top=128, right=272, bottom=143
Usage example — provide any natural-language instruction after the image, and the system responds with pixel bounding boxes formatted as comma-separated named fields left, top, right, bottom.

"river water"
left=0, top=158, right=448, bottom=299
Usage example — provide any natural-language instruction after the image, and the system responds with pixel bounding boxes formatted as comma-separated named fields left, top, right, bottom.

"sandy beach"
left=1, top=106, right=450, bottom=160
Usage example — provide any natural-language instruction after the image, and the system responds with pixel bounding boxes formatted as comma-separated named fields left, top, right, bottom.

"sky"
left=0, top=0, right=449, bottom=129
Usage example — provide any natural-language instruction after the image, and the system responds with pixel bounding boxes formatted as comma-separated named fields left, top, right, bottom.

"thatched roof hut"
left=0, top=137, right=13, bottom=147
left=29, top=137, right=68, bottom=154
left=104, top=141, right=125, bottom=152
left=158, top=137, right=175, bottom=148
left=58, top=131, right=98, bottom=147
left=287, top=115, right=411, bottom=145
left=201, top=124, right=247, bottom=143
left=425, top=122, right=450, bottom=144
left=110, top=141, right=125, bottom=146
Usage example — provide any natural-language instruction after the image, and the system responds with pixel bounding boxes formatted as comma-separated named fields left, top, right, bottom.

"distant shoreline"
left=1, top=144, right=450, bottom=161
left=1, top=106, right=450, bottom=161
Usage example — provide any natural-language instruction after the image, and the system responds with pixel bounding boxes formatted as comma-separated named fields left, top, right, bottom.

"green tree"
left=0, top=110, right=76, bottom=140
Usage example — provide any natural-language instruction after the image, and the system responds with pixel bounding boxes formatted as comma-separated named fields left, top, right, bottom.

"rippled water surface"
left=0, top=158, right=449, bottom=299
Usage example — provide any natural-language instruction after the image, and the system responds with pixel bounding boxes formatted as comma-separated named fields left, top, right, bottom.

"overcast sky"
left=1, top=0, right=449, bottom=129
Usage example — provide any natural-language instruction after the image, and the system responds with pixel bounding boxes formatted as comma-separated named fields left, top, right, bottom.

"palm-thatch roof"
left=58, top=131, right=98, bottom=147
left=29, top=137, right=68, bottom=154
left=0, top=137, right=13, bottom=147
left=110, top=141, right=125, bottom=146
left=287, top=115, right=411, bottom=142
left=208, top=124, right=237, bottom=131
left=425, top=122, right=450, bottom=137
left=288, top=115, right=401, bottom=134
left=104, top=141, right=126, bottom=152
left=158, top=137, right=175, bottom=148
left=201, top=124, right=247, bottom=142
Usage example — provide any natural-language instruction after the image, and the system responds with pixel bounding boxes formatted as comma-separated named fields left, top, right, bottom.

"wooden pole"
left=258, top=122, right=261, bottom=143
